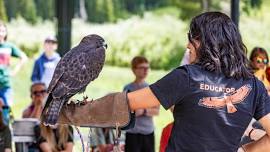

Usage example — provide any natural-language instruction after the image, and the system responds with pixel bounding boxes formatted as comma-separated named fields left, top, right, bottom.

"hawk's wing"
left=49, top=46, right=105, bottom=98
left=228, top=84, right=252, bottom=104
left=47, top=60, right=65, bottom=94
left=46, top=49, right=75, bottom=94
left=199, top=97, right=226, bottom=109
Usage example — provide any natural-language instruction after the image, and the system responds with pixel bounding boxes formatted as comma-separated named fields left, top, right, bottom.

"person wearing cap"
left=31, top=36, right=60, bottom=87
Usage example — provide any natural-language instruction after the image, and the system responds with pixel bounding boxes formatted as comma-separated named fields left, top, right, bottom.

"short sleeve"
left=11, top=44, right=23, bottom=58
left=149, top=66, right=190, bottom=109
left=4, top=127, right=12, bottom=149
left=254, top=80, right=270, bottom=120
left=123, top=84, right=131, bottom=92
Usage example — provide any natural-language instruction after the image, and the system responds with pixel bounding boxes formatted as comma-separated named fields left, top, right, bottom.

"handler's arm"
left=243, top=113, right=270, bottom=152
left=128, top=87, right=160, bottom=111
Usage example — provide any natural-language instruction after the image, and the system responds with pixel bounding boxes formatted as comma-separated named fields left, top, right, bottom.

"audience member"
left=31, top=36, right=60, bottom=87
left=22, top=82, right=47, bottom=119
left=123, top=56, right=159, bottom=152
left=0, top=20, right=27, bottom=106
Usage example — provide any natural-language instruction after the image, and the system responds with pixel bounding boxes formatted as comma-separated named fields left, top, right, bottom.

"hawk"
left=198, top=84, right=252, bottom=113
left=41, top=34, right=107, bottom=125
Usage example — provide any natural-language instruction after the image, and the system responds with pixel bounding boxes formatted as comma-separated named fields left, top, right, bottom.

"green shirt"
left=0, top=42, right=23, bottom=88
left=0, top=126, right=12, bottom=151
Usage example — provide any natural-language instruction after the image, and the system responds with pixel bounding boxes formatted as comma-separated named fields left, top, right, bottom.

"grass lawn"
left=10, top=59, right=173, bottom=151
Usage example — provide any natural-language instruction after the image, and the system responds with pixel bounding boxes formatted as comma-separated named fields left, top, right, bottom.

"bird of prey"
left=198, top=84, right=252, bottom=113
left=41, top=34, right=107, bottom=125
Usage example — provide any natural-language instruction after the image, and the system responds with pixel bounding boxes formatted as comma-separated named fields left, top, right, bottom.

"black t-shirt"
left=34, top=125, right=74, bottom=151
left=150, top=64, right=270, bottom=152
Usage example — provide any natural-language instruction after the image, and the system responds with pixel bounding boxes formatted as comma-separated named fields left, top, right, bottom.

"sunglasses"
left=255, top=57, right=268, bottom=64
left=32, top=90, right=47, bottom=96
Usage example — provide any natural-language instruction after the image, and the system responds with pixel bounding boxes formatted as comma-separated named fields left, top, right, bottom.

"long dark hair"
left=189, top=12, right=252, bottom=79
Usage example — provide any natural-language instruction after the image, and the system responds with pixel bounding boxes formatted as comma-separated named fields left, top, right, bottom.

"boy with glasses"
left=123, top=56, right=159, bottom=152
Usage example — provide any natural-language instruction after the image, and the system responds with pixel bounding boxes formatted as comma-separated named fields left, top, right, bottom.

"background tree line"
left=0, top=0, right=263, bottom=24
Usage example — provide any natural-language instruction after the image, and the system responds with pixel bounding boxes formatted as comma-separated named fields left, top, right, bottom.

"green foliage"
left=15, top=0, right=37, bottom=24
left=5, top=3, right=270, bottom=69
left=1, top=0, right=267, bottom=24
left=151, top=6, right=180, bottom=18
left=169, top=0, right=221, bottom=21
left=34, top=0, right=54, bottom=20
left=101, top=15, right=187, bottom=70
left=0, top=0, right=7, bottom=21
left=84, top=0, right=170, bottom=23
left=19, top=43, right=40, bottom=58
left=242, top=0, right=263, bottom=15
left=4, top=0, right=17, bottom=21
left=4, top=0, right=37, bottom=24
left=85, top=0, right=128, bottom=23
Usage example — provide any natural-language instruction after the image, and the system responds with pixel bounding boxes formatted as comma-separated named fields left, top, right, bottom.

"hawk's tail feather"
left=42, top=99, right=65, bottom=126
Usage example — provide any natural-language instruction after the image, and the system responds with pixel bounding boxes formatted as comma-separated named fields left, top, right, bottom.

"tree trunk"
left=231, top=0, right=239, bottom=28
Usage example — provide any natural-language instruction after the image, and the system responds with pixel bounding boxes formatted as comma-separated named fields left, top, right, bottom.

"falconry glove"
left=57, top=92, right=134, bottom=130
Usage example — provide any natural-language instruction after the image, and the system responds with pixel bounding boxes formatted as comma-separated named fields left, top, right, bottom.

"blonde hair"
left=40, top=124, right=71, bottom=151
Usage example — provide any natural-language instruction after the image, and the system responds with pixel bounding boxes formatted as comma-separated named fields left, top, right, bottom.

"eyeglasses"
left=136, top=66, right=150, bottom=71
left=256, top=57, right=268, bottom=64
left=32, top=90, right=47, bottom=96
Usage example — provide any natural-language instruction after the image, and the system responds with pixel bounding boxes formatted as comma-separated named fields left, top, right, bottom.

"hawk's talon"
left=90, top=99, right=94, bottom=104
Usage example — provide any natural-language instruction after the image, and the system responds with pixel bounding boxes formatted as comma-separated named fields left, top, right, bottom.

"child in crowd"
left=31, top=36, right=60, bottom=87
left=0, top=20, right=27, bottom=106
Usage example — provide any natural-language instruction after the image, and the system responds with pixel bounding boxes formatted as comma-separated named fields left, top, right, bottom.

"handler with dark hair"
left=52, top=12, right=270, bottom=152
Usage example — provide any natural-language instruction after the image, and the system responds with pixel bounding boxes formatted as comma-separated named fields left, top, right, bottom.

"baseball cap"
left=44, top=35, right=57, bottom=43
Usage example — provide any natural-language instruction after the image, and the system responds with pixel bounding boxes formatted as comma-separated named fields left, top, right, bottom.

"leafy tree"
left=0, top=0, right=7, bottom=21
left=35, top=0, right=54, bottom=20
left=17, top=0, right=37, bottom=24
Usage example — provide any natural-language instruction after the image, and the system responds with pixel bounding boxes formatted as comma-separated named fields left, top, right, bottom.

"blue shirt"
left=31, top=52, right=60, bottom=87
left=124, top=82, right=155, bottom=135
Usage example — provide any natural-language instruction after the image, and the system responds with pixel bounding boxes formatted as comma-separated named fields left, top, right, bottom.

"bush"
left=19, top=43, right=40, bottom=58
left=106, top=15, right=187, bottom=69
left=73, top=14, right=187, bottom=70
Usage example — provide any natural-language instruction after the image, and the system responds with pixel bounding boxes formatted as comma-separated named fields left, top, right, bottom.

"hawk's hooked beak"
left=102, top=42, right=108, bottom=49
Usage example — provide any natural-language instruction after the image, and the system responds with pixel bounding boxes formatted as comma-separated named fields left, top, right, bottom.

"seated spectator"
left=249, top=47, right=270, bottom=89
left=0, top=99, right=12, bottom=152
left=22, top=82, right=47, bottom=119
left=35, top=124, right=74, bottom=152
left=90, top=128, right=114, bottom=152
